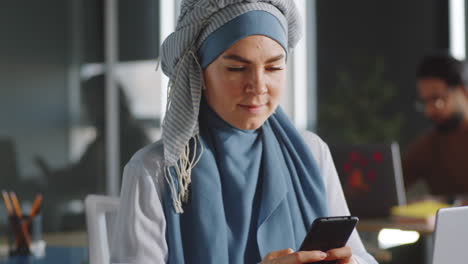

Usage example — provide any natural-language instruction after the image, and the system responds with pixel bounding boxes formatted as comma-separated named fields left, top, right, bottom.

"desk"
left=0, top=232, right=88, bottom=264
left=0, top=247, right=88, bottom=264
left=358, top=218, right=434, bottom=235
left=358, top=218, right=435, bottom=264
left=43, top=231, right=87, bottom=247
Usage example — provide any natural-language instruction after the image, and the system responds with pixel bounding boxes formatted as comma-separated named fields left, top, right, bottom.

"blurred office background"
left=0, top=0, right=465, bottom=238
left=0, top=0, right=166, bottom=232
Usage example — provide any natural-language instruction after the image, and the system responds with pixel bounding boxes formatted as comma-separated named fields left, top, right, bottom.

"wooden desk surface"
left=357, top=218, right=435, bottom=235
left=43, top=231, right=87, bottom=247
left=0, top=231, right=87, bottom=248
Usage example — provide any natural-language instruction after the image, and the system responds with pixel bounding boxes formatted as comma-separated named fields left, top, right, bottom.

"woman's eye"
left=267, top=66, right=284, bottom=71
left=227, top=66, right=245, bottom=72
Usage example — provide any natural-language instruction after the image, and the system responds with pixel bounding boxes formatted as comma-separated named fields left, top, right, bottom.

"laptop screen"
left=432, top=206, right=468, bottom=264
left=329, top=142, right=406, bottom=218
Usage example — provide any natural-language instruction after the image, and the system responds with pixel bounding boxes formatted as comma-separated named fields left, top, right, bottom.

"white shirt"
left=110, top=131, right=377, bottom=264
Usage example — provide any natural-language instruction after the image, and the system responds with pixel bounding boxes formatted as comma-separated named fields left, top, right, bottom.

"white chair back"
left=85, top=194, right=120, bottom=264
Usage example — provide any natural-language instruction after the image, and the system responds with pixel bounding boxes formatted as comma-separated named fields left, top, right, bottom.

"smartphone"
left=299, top=216, right=359, bottom=264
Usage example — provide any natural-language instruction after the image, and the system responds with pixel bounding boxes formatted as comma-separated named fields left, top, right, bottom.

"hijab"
left=160, top=0, right=302, bottom=212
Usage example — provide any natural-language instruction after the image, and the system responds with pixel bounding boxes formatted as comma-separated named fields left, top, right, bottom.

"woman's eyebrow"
left=265, top=54, right=285, bottom=63
left=222, top=54, right=285, bottom=64
left=222, top=54, right=251, bottom=64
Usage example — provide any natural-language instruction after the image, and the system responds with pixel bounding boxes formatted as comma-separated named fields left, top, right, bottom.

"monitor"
left=329, top=142, right=406, bottom=218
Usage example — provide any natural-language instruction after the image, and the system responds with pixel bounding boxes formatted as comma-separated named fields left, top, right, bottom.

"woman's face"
left=203, top=35, right=287, bottom=130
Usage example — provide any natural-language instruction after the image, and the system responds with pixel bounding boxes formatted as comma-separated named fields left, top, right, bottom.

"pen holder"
left=7, top=214, right=42, bottom=257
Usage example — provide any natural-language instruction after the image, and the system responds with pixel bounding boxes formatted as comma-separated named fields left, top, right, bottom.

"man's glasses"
left=414, top=92, right=449, bottom=113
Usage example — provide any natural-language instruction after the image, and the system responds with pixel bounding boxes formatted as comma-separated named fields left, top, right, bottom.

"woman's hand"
left=261, top=248, right=326, bottom=264
left=323, top=246, right=356, bottom=264
left=261, top=246, right=356, bottom=264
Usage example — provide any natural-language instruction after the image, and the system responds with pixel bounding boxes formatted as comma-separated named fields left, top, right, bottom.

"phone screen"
left=299, top=216, right=359, bottom=263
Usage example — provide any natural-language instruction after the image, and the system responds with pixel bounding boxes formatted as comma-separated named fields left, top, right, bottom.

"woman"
left=111, top=1, right=377, bottom=263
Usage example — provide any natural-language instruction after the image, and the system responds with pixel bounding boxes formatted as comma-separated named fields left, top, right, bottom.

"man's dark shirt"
left=403, top=124, right=468, bottom=195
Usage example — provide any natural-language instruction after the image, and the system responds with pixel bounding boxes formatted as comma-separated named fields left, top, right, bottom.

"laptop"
left=329, top=142, right=406, bottom=218
left=432, top=206, right=468, bottom=264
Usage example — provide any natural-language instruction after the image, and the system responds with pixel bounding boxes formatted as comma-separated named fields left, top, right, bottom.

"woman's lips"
left=238, top=104, right=266, bottom=114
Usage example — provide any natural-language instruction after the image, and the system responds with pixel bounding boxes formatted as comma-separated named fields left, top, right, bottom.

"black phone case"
left=299, top=216, right=359, bottom=264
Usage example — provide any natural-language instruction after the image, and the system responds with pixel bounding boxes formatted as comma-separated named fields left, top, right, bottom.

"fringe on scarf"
left=162, top=50, right=205, bottom=213
left=164, top=134, right=204, bottom=213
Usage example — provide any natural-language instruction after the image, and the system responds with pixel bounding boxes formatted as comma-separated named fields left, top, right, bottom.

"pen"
left=9, top=192, right=31, bottom=248
left=2, top=191, right=22, bottom=249
left=25, top=194, right=42, bottom=230
left=1, top=191, right=13, bottom=216
left=29, top=194, right=42, bottom=218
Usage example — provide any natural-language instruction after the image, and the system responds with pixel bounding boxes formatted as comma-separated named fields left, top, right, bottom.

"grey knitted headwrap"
left=160, top=0, right=302, bottom=212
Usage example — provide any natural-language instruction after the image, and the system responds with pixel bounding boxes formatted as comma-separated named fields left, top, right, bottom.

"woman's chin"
left=231, top=118, right=266, bottom=130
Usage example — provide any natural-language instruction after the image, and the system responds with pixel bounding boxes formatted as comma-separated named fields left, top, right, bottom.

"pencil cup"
left=7, top=214, right=42, bottom=257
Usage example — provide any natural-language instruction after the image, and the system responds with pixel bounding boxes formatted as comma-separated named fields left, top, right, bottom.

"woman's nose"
left=245, top=70, right=267, bottom=94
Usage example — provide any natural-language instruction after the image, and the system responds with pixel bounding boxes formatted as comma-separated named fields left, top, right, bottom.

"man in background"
left=403, top=53, right=468, bottom=203
left=387, top=53, right=468, bottom=264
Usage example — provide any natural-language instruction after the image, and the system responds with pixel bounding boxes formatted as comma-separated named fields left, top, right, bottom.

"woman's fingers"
left=263, top=248, right=294, bottom=260
left=262, top=250, right=327, bottom=264
left=262, top=247, right=355, bottom=264
left=290, top=251, right=328, bottom=263
left=324, top=246, right=354, bottom=264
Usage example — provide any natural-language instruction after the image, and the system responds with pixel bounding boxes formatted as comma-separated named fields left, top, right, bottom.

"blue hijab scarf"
left=163, top=10, right=328, bottom=264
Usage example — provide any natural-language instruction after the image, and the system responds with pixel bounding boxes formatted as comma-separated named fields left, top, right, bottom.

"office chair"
left=85, top=194, right=120, bottom=264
